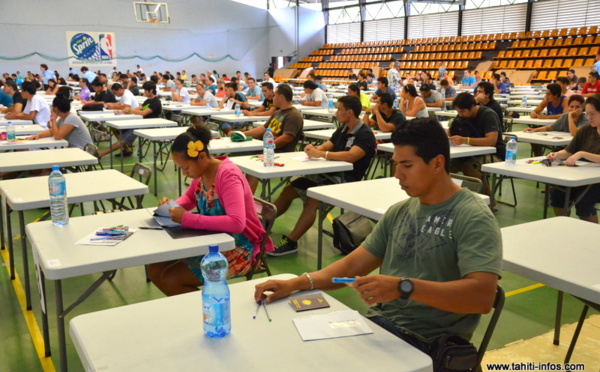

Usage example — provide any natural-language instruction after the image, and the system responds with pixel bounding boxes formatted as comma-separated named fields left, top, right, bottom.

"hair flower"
left=187, top=140, right=204, bottom=157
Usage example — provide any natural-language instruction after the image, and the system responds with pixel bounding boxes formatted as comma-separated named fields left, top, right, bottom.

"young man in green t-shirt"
left=255, top=117, right=502, bottom=357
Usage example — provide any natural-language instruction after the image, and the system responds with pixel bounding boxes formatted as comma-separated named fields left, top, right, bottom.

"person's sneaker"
left=267, top=235, right=298, bottom=256
left=113, top=150, right=133, bottom=157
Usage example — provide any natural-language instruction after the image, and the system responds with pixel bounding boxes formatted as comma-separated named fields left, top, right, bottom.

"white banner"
left=66, top=31, right=117, bottom=67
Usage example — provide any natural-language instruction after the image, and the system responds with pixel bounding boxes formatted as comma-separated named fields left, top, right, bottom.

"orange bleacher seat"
left=509, top=40, right=519, bottom=49
left=568, top=28, right=578, bottom=36
left=577, top=27, right=587, bottom=36
left=548, top=49, right=558, bottom=57
left=590, top=47, right=599, bottom=56
left=558, top=70, right=568, bottom=78
left=568, top=47, right=579, bottom=56
left=563, top=38, right=574, bottom=47
left=579, top=47, right=589, bottom=56
left=541, top=30, right=550, bottom=38
left=554, top=38, right=564, bottom=47
left=584, top=58, right=594, bottom=66
left=558, top=29, right=568, bottom=37
left=573, top=37, right=583, bottom=46
left=498, top=61, right=508, bottom=69
left=552, top=60, right=563, bottom=68
left=536, top=71, right=547, bottom=80
left=533, top=39, right=543, bottom=48
left=573, top=58, right=584, bottom=66
left=516, top=60, right=525, bottom=69
left=507, top=60, right=517, bottom=69
left=562, top=59, right=573, bottom=68
left=524, top=60, right=534, bottom=69
left=533, top=60, right=544, bottom=69
left=539, top=49, right=549, bottom=57
left=544, top=39, right=554, bottom=47
left=532, top=31, right=542, bottom=38
left=589, top=26, right=598, bottom=34
left=558, top=48, right=568, bottom=57
left=522, top=50, right=531, bottom=58
left=547, top=71, right=557, bottom=80
left=505, top=50, right=514, bottom=58
left=550, top=29, right=559, bottom=38
left=542, top=60, right=553, bottom=68
left=584, top=36, right=594, bottom=44
left=467, top=52, right=475, bottom=59
left=594, top=35, right=600, bottom=44
left=447, top=61, right=456, bottom=69
left=497, top=50, right=506, bottom=59
left=513, top=50, right=522, bottom=58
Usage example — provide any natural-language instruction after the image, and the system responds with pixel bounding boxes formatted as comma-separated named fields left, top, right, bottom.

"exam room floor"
left=0, top=135, right=598, bottom=371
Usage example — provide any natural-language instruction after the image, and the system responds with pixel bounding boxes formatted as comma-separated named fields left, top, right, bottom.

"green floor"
left=0, top=135, right=597, bottom=371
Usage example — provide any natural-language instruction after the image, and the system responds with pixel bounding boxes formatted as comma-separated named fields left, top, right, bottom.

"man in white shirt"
left=300, top=80, right=328, bottom=109
left=191, top=83, right=218, bottom=108
left=106, top=83, right=140, bottom=110
left=4, top=81, right=50, bottom=128
left=264, top=72, right=276, bottom=86
left=172, top=79, right=191, bottom=103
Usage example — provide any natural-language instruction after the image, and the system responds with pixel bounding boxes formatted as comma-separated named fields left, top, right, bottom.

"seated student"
left=460, top=70, right=477, bottom=89
left=422, top=73, right=436, bottom=91
left=581, top=71, right=600, bottom=97
left=524, top=95, right=588, bottom=136
left=531, top=83, right=568, bottom=120
left=567, top=69, right=579, bottom=90
left=149, top=125, right=272, bottom=296
left=0, top=81, right=14, bottom=109
left=357, top=73, right=369, bottom=91
left=242, top=82, right=277, bottom=117
left=218, top=82, right=249, bottom=134
left=80, top=78, right=117, bottom=106
left=99, top=81, right=161, bottom=158
left=263, top=72, right=276, bottom=86
left=215, top=78, right=226, bottom=98
left=547, top=95, right=600, bottom=223
left=366, top=73, right=377, bottom=90
left=121, top=74, right=140, bottom=96
left=191, top=83, right=219, bottom=108
left=235, top=84, right=303, bottom=191
left=399, top=84, right=428, bottom=118
left=4, top=81, right=50, bottom=129
left=45, top=79, right=60, bottom=95
left=575, top=77, right=586, bottom=93
left=556, top=76, right=574, bottom=98
left=420, top=84, right=445, bottom=111
left=307, top=72, right=322, bottom=90
left=449, top=92, right=505, bottom=195
left=0, top=81, right=25, bottom=114
left=500, top=71, right=511, bottom=89
left=439, top=79, right=457, bottom=101
left=190, top=74, right=198, bottom=86
left=172, top=78, right=191, bottom=103
left=440, top=70, right=454, bottom=87
left=162, top=74, right=175, bottom=91
left=300, top=80, right=328, bottom=109
left=475, top=82, right=504, bottom=123
left=371, top=77, right=396, bottom=102
left=268, top=95, right=376, bottom=256
left=347, top=83, right=371, bottom=111
left=74, top=78, right=91, bottom=102
left=244, top=77, right=264, bottom=101
left=490, top=74, right=507, bottom=94
left=55, top=72, right=67, bottom=86
left=255, top=118, right=501, bottom=363
left=315, top=75, right=328, bottom=93
left=27, top=95, right=93, bottom=149
left=105, top=83, right=140, bottom=110
left=363, top=92, right=406, bottom=133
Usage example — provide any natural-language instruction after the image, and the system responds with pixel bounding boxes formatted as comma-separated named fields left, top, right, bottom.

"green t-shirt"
left=362, top=188, right=502, bottom=341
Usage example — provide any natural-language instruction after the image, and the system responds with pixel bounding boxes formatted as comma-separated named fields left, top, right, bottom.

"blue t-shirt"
left=461, top=76, right=476, bottom=87
left=497, top=82, right=507, bottom=94
left=374, top=86, right=397, bottom=101
left=594, top=60, right=600, bottom=73
left=0, top=91, right=14, bottom=107
left=245, top=86, right=264, bottom=100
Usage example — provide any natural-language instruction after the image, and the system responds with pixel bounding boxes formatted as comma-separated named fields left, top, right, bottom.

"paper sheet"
left=292, top=310, right=373, bottom=341
left=153, top=200, right=181, bottom=227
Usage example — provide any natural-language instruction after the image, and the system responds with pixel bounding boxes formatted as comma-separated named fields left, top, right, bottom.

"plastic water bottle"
left=506, top=136, right=518, bottom=166
left=235, top=103, right=241, bottom=117
left=521, top=96, right=527, bottom=108
left=6, top=121, right=15, bottom=141
left=327, top=94, right=334, bottom=113
left=201, top=245, right=231, bottom=338
left=263, top=128, right=275, bottom=168
left=48, top=166, right=69, bottom=225
left=393, top=98, right=399, bottom=109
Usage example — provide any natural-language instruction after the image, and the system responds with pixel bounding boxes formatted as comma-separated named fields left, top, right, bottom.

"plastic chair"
left=451, top=173, right=483, bottom=194
left=83, top=143, right=104, bottom=171
left=475, top=286, right=506, bottom=372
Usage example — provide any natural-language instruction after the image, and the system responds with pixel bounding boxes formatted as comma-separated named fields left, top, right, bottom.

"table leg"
left=19, top=211, right=32, bottom=310
left=55, top=280, right=68, bottom=372
left=119, top=130, right=125, bottom=173
left=317, top=205, right=325, bottom=270
left=562, top=187, right=571, bottom=216
left=40, top=269, right=51, bottom=357
left=489, top=173, right=497, bottom=209
left=260, top=180, right=268, bottom=201
left=108, top=131, right=114, bottom=170
left=138, top=135, right=143, bottom=163
left=543, top=184, right=550, bottom=219
left=177, top=168, right=182, bottom=196
left=0, top=195, right=5, bottom=250
left=553, top=291, right=563, bottom=345
left=6, top=206, right=15, bottom=280
left=153, top=141, right=158, bottom=196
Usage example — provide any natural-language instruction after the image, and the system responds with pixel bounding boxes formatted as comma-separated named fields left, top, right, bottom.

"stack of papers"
left=292, top=310, right=373, bottom=341
left=153, top=200, right=181, bottom=227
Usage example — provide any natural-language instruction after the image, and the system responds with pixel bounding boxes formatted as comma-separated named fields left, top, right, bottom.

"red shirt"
left=582, top=81, right=600, bottom=94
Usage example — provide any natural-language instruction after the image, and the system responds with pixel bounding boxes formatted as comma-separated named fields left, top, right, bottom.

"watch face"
left=400, top=280, right=413, bottom=292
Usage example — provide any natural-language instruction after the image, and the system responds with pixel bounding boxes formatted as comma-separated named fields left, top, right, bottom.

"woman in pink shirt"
left=149, top=125, right=272, bottom=296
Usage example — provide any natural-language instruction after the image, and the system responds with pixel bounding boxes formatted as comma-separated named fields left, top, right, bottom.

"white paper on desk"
left=291, top=157, right=326, bottom=162
left=292, top=310, right=373, bottom=341
left=75, top=231, right=135, bottom=246
left=153, top=200, right=181, bottom=227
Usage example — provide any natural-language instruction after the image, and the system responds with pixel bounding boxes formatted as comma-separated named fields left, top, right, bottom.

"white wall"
left=0, top=0, right=324, bottom=79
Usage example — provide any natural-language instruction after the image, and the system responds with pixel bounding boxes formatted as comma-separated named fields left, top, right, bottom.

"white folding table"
left=78, top=112, right=142, bottom=123
left=0, top=137, right=68, bottom=150
left=27, top=208, right=235, bottom=372
left=0, top=169, right=148, bottom=310
left=0, top=118, right=33, bottom=125
left=304, top=128, right=391, bottom=142
left=511, top=117, right=555, bottom=126
left=505, top=131, right=573, bottom=147
left=104, top=118, right=177, bottom=171
left=253, top=119, right=335, bottom=131
left=0, top=147, right=97, bottom=173
left=69, top=273, right=433, bottom=372
left=210, top=113, right=272, bottom=123
left=229, top=151, right=353, bottom=201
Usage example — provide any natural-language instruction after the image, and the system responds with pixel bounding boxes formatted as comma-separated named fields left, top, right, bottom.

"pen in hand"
left=331, top=277, right=356, bottom=283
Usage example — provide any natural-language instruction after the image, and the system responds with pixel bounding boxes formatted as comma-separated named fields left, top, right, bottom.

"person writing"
left=149, top=125, right=272, bottom=296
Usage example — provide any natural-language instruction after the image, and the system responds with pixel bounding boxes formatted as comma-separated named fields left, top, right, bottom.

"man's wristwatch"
left=397, top=278, right=414, bottom=300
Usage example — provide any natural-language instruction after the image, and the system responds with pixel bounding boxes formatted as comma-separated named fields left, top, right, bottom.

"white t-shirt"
left=175, top=87, right=190, bottom=103
left=24, top=94, right=50, bottom=129
left=306, top=88, right=329, bottom=109
left=119, top=89, right=140, bottom=109
left=202, top=91, right=218, bottom=108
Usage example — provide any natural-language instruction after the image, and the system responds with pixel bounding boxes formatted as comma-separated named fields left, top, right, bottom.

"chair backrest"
left=83, top=143, right=103, bottom=171
left=246, top=197, right=277, bottom=280
left=476, top=286, right=505, bottom=371
left=131, top=163, right=152, bottom=185
left=451, top=173, right=484, bottom=194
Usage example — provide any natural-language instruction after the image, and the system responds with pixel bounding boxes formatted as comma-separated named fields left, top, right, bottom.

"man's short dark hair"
left=91, top=78, right=104, bottom=87
left=392, top=118, right=450, bottom=173
left=546, top=83, right=561, bottom=97
left=348, top=83, right=360, bottom=95
left=589, top=71, right=599, bottom=80
left=4, top=81, right=17, bottom=92
left=556, top=76, right=570, bottom=85
left=585, top=95, right=600, bottom=112
left=225, top=82, right=238, bottom=91
left=377, top=77, right=389, bottom=87
left=261, top=82, right=274, bottom=91
left=120, top=74, right=129, bottom=79
left=81, top=66, right=89, bottom=72
left=21, top=81, right=37, bottom=95
left=379, top=92, right=394, bottom=108
left=162, top=74, right=170, bottom=79
left=419, top=84, right=431, bottom=92
left=131, top=76, right=138, bottom=83
left=568, top=69, right=576, bottom=74
left=568, top=94, right=584, bottom=105
left=150, top=75, right=159, bottom=83
left=52, top=95, right=71, bottom=113
left=40, top=64, right=48, bottom=70
left=248, top=77, right=256, bottom=83
left=338, top=95, right=361, bottom=118
left=440, top=79, right=449, bottom=87
left=303, top=80, right=318, bottom=90
left=143, top=81, right=157, bottom=95
left=452, top=92, right=477, bottom=110
left=111, top=83, right=123, bottom=91
left=477, top=82, right=495, bottom=99
left=275, top=84, right=293, bottom=102
left=493, top=73, right=501, bottom=80
left=307, top=72, right=316, bottom=79
left=315, top=75, right=323, bottom=81
left=500, top=71, right=507, bottom=77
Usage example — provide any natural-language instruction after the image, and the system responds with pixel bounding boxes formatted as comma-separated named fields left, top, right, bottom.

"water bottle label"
left=506, top=150, right=516, bottom=161
left=49, top=180, right=66, bottom=196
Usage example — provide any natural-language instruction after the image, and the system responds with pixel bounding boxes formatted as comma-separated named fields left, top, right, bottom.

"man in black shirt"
left=475, top=82, right=504, bottom=123
left=0, top=81, right=25, bottom=114
left=363, top=92, right=406, bottom=133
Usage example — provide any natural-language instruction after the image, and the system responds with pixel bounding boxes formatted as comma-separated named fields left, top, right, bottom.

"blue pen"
left=331, top=277, right=356, bottom=283
left=96, top=232, right=127, bottom=236
left=90, top=237, right=118, bottom=241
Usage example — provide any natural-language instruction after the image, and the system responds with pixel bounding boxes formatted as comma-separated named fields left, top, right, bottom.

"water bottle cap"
left=52, top=165, right=60, bottom=171
left=7, top=121, right=11, bottom=124
left=208, top=245, right=218, bottom=253
left=510, top=136, right=516, bottom=140
left=266, top=128, right=271, bottom=132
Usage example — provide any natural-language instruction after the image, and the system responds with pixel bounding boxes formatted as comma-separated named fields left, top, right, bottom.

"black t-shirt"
left=357, top=81, right=368, bottom=91
left=12, top=92, right=26, bottom=108
left=32, top=80, right=41, bottom=89
left=483, top=99, right=504, bottom=124
left=370, top=109, right=406, bottom=131
left=330, top=121, right=376, bottom=182
left=450, top=105, right=505, bottom=159
left=261, top=98, right=274, bottom=110
left=94, top=89, right=117, bottom=103
left=141, top=96, right=162, bottom=118
left=129, top=85, right=140, bottom=96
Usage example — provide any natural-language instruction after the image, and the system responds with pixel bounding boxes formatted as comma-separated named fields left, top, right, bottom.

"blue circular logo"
left=70, top=33, right=98, bottom=60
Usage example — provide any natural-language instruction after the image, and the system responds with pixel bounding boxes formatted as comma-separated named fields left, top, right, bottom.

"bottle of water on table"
left=263, top=128, right=275, bottom=168
left=201, top=245, right=231, bottom=338
left=235, top=103, right=241, bottom=117
left=48, top=165, right=69, bottom=225
left=506, top=136, right=518, bottom=166
left=327, top=94, right=334, bottom=113
left=521, top=96, right=527, bottom=108
left=6, top=121, right=15, bottom=141
left=393, top=98, right=399, bottom=109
